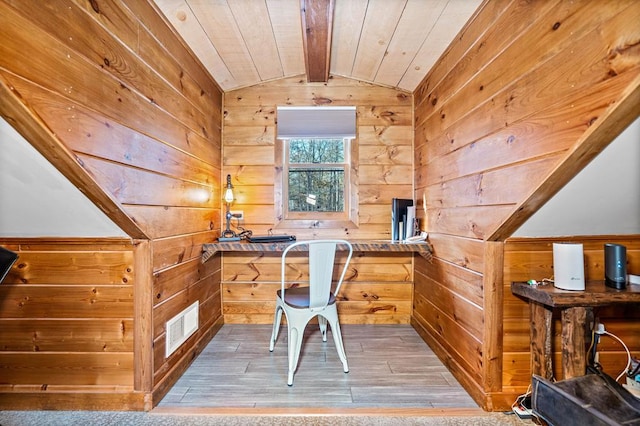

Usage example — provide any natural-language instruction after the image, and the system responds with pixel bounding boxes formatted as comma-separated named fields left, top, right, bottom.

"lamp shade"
left=224, top=174, right=234, bottom=203
left=224, top=188, right=234, bottom=203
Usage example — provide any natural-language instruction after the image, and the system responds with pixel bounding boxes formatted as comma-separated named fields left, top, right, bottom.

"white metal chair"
left=269, top=239, right=353, bottom=385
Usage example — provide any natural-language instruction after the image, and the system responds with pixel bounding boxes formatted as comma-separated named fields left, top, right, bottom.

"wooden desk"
left=511, top=281, right=640, bottom=381
left=201, top=240, right=432, bottom=263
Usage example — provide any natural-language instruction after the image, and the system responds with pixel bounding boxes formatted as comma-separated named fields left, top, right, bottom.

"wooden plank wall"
left=221, top=75, right=415, bottom=324
left=0, top=0, right=223, bottom=409
left=222, top=251, right=413, bottom=324
left=503, top=236, right=640, bottom=390
left=412, top=0, right=640, bottom=411
left=412, top=236, right=490, bottom=403
left=0, top=238, right=142, bottom=409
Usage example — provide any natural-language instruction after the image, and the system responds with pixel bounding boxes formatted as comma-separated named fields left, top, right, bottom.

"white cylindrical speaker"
left=553, top=243, right=585, bottom=291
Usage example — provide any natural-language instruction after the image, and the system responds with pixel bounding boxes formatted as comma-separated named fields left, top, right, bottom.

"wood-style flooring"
left=159, top=324, right=478, bottom=409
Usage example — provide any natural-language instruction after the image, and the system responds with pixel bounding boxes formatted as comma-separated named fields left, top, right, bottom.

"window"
left=275, top=107, right=358, bottom=229
left=286, top=138, right=347, bottom=215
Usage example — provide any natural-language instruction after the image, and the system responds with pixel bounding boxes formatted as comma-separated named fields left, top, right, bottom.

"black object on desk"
left=247, top=235, right=296, bottom=243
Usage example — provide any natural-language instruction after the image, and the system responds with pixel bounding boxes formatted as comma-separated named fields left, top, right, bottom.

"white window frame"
left=274, top=137, right=359, bottom=230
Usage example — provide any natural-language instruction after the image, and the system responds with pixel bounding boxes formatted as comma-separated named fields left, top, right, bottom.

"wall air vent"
left=165, top=301, right=199, bottom=358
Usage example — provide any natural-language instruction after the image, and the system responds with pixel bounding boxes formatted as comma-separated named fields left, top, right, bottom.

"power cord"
left=511, top=385, right=533, bottom=420
left=230, top=215, right=253, bottom=240
left=592, top=323, right=633, bottom=383
left=526, top=277, right=554, bottom=286
left=237, top=227, right=252, bottom=240
left=602, top=330, right=632, bottom=382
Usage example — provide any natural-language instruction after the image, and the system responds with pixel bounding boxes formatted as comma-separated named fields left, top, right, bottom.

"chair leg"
left=318, top=316, right=328, bottom=342
left=269, top=305, right=283, bottom=352
left=287, top=324, right=304, bottom=386
left=329, top=317, right=349, bottom=373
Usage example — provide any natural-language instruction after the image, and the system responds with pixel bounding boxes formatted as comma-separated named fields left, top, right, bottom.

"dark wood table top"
left=202, top=239, right=432, bottom=263
left=511, top=280, right=640, bottom=308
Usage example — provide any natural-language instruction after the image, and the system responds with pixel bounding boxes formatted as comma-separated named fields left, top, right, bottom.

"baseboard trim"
left=0, top=390, right=147, bottom=411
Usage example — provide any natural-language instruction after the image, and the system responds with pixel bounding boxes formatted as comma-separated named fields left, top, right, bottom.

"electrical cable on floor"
left=511, top=384, right=534, bottom=420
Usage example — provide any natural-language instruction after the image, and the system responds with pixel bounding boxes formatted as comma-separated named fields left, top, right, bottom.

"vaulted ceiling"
left=152, top=0, right=483, bottom=92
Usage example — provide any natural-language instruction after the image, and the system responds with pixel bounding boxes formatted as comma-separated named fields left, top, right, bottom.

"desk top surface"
left=511, top=280, right=640, bottom=307
left=201, top=239, right=432, bottom=263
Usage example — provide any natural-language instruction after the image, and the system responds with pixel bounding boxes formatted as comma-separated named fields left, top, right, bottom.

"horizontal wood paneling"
left=426, top=233, right=485, bottom=273
left=152, top=231, right=217, bottom=272
left=123, top=206, right=216, bottom=240
left=153, top=257, right=219, bottom=307
left=224, top=80, right=412, bottom=106
left=0, top=286, right=133, bottom=318
left=503, top=235, right=640, bottom=390
left=0, top=0, right=224, bottom=410
left=223, top=299, right=411, bottom=318
left=0, top=389, right=144, bottom=411
left=0, top=238, right=136, bottom=406
left=222, top=75, right=413, bottom=241
left=412, top=291, right=483, bottom=385
left=0, top=0, right=223, bottom=239
left=222, top=252, right=411, bottom=283
left=413, top=235, right=487, bottom=387
left=1, top=353, right=133, bottom=385
left=152, top=273, right=220, bottom=341
left=0, top=319, right=133, bottom=352
left=411, top=234, right=488, bottom=397
left=223, top=282, right=413, bottom=303
left=122, top=1, right=221, bottom=108
left=413, top=0, right=640, bottom=411
left=3, top=252, right=133, bottom=285
left=221, top=75, right=415, bottom=324
left=414, top=275, right=483, bottom=338
left=415, top=1, right=640, bottom=240
left=220, top=250, right=413, bottom=324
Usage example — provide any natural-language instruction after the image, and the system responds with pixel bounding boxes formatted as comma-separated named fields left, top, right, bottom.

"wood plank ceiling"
left=152, top=0, right=483, bottom=92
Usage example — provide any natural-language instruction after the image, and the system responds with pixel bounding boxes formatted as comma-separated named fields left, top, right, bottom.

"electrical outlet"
left=230, top=210, right=244, bottom=220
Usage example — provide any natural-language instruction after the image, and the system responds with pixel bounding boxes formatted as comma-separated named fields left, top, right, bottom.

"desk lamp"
left=219, top=174, right=242, bottom=241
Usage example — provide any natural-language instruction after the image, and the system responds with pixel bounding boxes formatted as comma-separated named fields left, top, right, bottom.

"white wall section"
left=0, top=118, right=126, bottom=237
left=514, top=117, right=640, bottom=237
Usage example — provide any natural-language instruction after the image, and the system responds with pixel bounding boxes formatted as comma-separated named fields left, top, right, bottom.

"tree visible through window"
left=287, top=138, right=346, bottom=212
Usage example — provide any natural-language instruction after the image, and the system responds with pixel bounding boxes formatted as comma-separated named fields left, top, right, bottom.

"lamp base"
left=218, top=236, right=242, bottom=242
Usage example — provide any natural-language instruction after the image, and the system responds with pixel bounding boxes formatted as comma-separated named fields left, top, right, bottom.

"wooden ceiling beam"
left=300, top=0, right=334, bottom=82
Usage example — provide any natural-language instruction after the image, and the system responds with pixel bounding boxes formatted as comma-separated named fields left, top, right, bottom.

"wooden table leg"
left=561, top=306, right=588, bottom=379
left=530, top=301, right=553, bottom=380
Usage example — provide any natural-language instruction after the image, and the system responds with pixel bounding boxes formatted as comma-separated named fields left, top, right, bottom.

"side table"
left=511, top=280, right=640, bottom=381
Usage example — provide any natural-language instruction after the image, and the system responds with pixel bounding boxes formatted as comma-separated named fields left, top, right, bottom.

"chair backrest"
left=281, top=239, right=353, bottom=311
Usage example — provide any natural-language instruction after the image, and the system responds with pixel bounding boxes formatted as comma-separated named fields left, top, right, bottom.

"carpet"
left=0, top=409, right=533, bottom=425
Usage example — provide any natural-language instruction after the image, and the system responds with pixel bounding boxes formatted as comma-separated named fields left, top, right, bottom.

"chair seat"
left=277, top=286, right=336, bottom=309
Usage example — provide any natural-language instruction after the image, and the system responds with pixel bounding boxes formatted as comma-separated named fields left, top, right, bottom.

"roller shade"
left=277, top=106, right=356, bottom=138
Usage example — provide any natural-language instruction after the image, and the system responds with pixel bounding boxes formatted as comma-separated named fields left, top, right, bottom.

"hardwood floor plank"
left=158, top=324, right=479, bottom=409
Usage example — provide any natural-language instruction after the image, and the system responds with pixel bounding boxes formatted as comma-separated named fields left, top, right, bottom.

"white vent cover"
left=165, top=300, right=199, bottom=358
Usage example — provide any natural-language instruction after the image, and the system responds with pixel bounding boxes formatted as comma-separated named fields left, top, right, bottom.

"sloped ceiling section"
left=152, top=0, right=483, bottom=92
left=0, top=118, right=126, bottom=237
left=514, top=117, right=640, bottom=237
